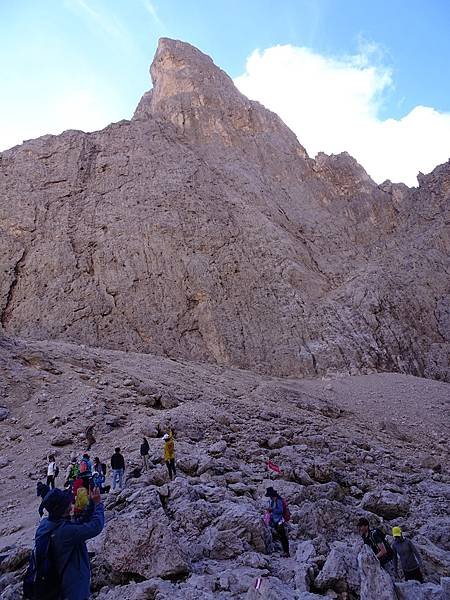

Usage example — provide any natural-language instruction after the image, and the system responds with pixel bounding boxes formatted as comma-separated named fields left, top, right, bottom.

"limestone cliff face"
left=0, top=38, right=448, bottom=380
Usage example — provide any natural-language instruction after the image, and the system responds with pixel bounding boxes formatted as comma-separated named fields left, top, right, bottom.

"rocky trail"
left=0, top=35, right=449, bottom=600
left=0, top=336, right=449, bottom=599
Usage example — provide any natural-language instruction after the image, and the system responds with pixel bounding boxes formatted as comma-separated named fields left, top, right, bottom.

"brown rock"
left=0, top=39, right=448, bottom=381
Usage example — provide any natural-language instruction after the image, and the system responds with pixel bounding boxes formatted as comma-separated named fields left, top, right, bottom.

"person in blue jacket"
left=36, top=486, right=104, bottom=600
left=265, top=486, right=290, bottom=557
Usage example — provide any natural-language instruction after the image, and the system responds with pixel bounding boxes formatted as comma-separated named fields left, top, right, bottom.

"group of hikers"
left=26, top=430, right=425, bottom=599
left=263, top=490, right=424, bottom=582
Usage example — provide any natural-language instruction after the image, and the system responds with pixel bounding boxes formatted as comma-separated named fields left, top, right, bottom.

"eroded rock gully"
left=0, top=38, right=449, bottom=381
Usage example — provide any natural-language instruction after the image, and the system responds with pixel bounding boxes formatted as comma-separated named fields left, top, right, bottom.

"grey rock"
left=101, top=511, right=189, bottom=579
left=358, top=544, right=397, bottom=600
left=245, top=576, right=297, bottom=599
left=395, top=580, right=445, bottom=599
left=314, top=542, right=360, bottom=594
left=360, top=489, right=410, bottom=519
left=50, top=434, right=73, bottom=447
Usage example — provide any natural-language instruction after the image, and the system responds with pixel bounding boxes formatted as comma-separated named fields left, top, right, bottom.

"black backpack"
left=54, top=465, right=59, bottom=478
left=23, top=524, right=65, bottom=600
left=370, top=528, right=394, bottom=563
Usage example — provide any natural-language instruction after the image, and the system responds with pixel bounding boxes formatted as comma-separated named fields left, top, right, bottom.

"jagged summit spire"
left=133, top=38, right=308, bottom=159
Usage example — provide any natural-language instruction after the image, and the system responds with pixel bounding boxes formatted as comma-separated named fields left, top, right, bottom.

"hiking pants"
left=166, top=459, right=176, bottom=480
left=274, top=522, right=289, bottom=556
left=46, top=475, right=55, bottom=489
left=405, top=568, right=423, bottom=582
left=112, top=468, right=124, bottom=490
left=141, top=454, right=149, bottom=470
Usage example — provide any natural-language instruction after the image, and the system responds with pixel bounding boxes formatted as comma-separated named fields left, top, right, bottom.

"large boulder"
left=202, top=502, right=267, bottom=559
left=314, top=542, right=360, bottom=594
left=358, top=544, right=397, bottom=600
left=100, top=510, right=189, bottom=579
left=360, top=489, right=410, bottom=519
left=413, top=535, right=450, bottom=582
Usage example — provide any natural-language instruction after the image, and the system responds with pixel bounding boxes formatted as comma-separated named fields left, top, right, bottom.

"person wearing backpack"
left=46, top=455, right=58, bottom=489
left=265, top=486, right=290, bottom=557
left=24, top=487, right=104, bottom=600
left=65, top=457, right=80, bottom=490
left=392, top=526, right=424, bottom=582
left=358, top=517, right=395, bottom=576
left=80, top=453, right=93, bottom=474
left=140, top=437, right=150, bottom=471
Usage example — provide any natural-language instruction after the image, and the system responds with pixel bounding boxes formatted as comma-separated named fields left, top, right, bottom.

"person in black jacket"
left=36, top=481, right=50, bottom=517
left=358, top=517, right=395, bottom=577
left=140, top=437, right=150, bottom=471
left=110, top=447, right=125, bottom=491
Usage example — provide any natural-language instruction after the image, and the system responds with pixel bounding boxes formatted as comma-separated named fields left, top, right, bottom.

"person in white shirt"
left=47, top=455, right=57, bottom=489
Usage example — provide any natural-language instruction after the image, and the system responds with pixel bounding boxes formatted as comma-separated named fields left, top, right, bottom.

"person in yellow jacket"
left=163, top=430, right=176, bottom=480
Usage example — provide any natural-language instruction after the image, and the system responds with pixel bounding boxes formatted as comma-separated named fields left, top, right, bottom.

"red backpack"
left=282, top=498, right=291, bottom=522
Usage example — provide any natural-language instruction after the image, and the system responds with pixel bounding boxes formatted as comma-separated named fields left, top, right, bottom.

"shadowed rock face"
left=0, top=38, right=449, bottom=380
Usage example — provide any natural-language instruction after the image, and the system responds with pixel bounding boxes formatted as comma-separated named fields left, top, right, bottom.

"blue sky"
left=1, top=0, right=449, bottom=184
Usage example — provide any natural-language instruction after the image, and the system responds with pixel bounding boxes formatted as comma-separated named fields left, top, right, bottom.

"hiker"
left=64, top=456, right=80, bottom=489
left=36, top=482, right=50, bottom=518
left=358, top=517, right=395, bottom=576
left=265, top=486, right=290, bottom=557
left=93, top=456, right=105, bottom=475
left=72, top=461, right=92, bottom=498
left=85, top=425, right=96, bottom=450
left=93, top=457, right=110, bottom=493
left=392, top=526, right=424, bottom=582
left=92, top=470, right=106, bottom=492
left=111, top=447, right=125, bottom=490
left=81, top=453, right=93, bottom=473
left=140, top=437, right=150, bottom=470
left=163, top=431, right=176, bottom=480
left=25, top=487, right=104, bottom=600
left=46, top=455, right=58, bottom=489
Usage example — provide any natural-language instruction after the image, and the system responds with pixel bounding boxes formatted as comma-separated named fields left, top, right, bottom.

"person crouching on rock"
left=392, top=526, right=424, bottom=582
left=92, top=470, right=106, bottom=493
left=163, top=431, right=176, bottom=480
left=265, top=487, right=290, bottom=557
left=33, top=487, right=104, bottom=599
left=358, top=517, right=395, bottom=577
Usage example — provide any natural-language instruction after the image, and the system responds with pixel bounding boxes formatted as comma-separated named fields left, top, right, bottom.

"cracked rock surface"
left=0, top=38, right=449, bottom=380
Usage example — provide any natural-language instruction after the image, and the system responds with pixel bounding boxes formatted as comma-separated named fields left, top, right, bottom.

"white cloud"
left=235, top=44, right=450, bottom=185
left=0, top=87, right=119, bottom=151
left=141, top=0, right=166, bottom=31
left=65, top=0, right=133, bottom=48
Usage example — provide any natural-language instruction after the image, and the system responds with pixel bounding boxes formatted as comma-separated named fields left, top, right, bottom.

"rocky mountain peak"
left=134, top=38, right=308, bottom=158
left=0, top=39, right=448, bottom=382
left=149, top=37, right=235, bottom=108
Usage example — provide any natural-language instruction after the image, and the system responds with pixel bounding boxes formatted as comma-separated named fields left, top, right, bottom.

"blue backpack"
left=23, top=524, right=65, bottom=600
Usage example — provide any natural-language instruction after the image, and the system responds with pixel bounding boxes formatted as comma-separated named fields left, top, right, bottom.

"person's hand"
left=90, top=487, right=101, bottom=504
